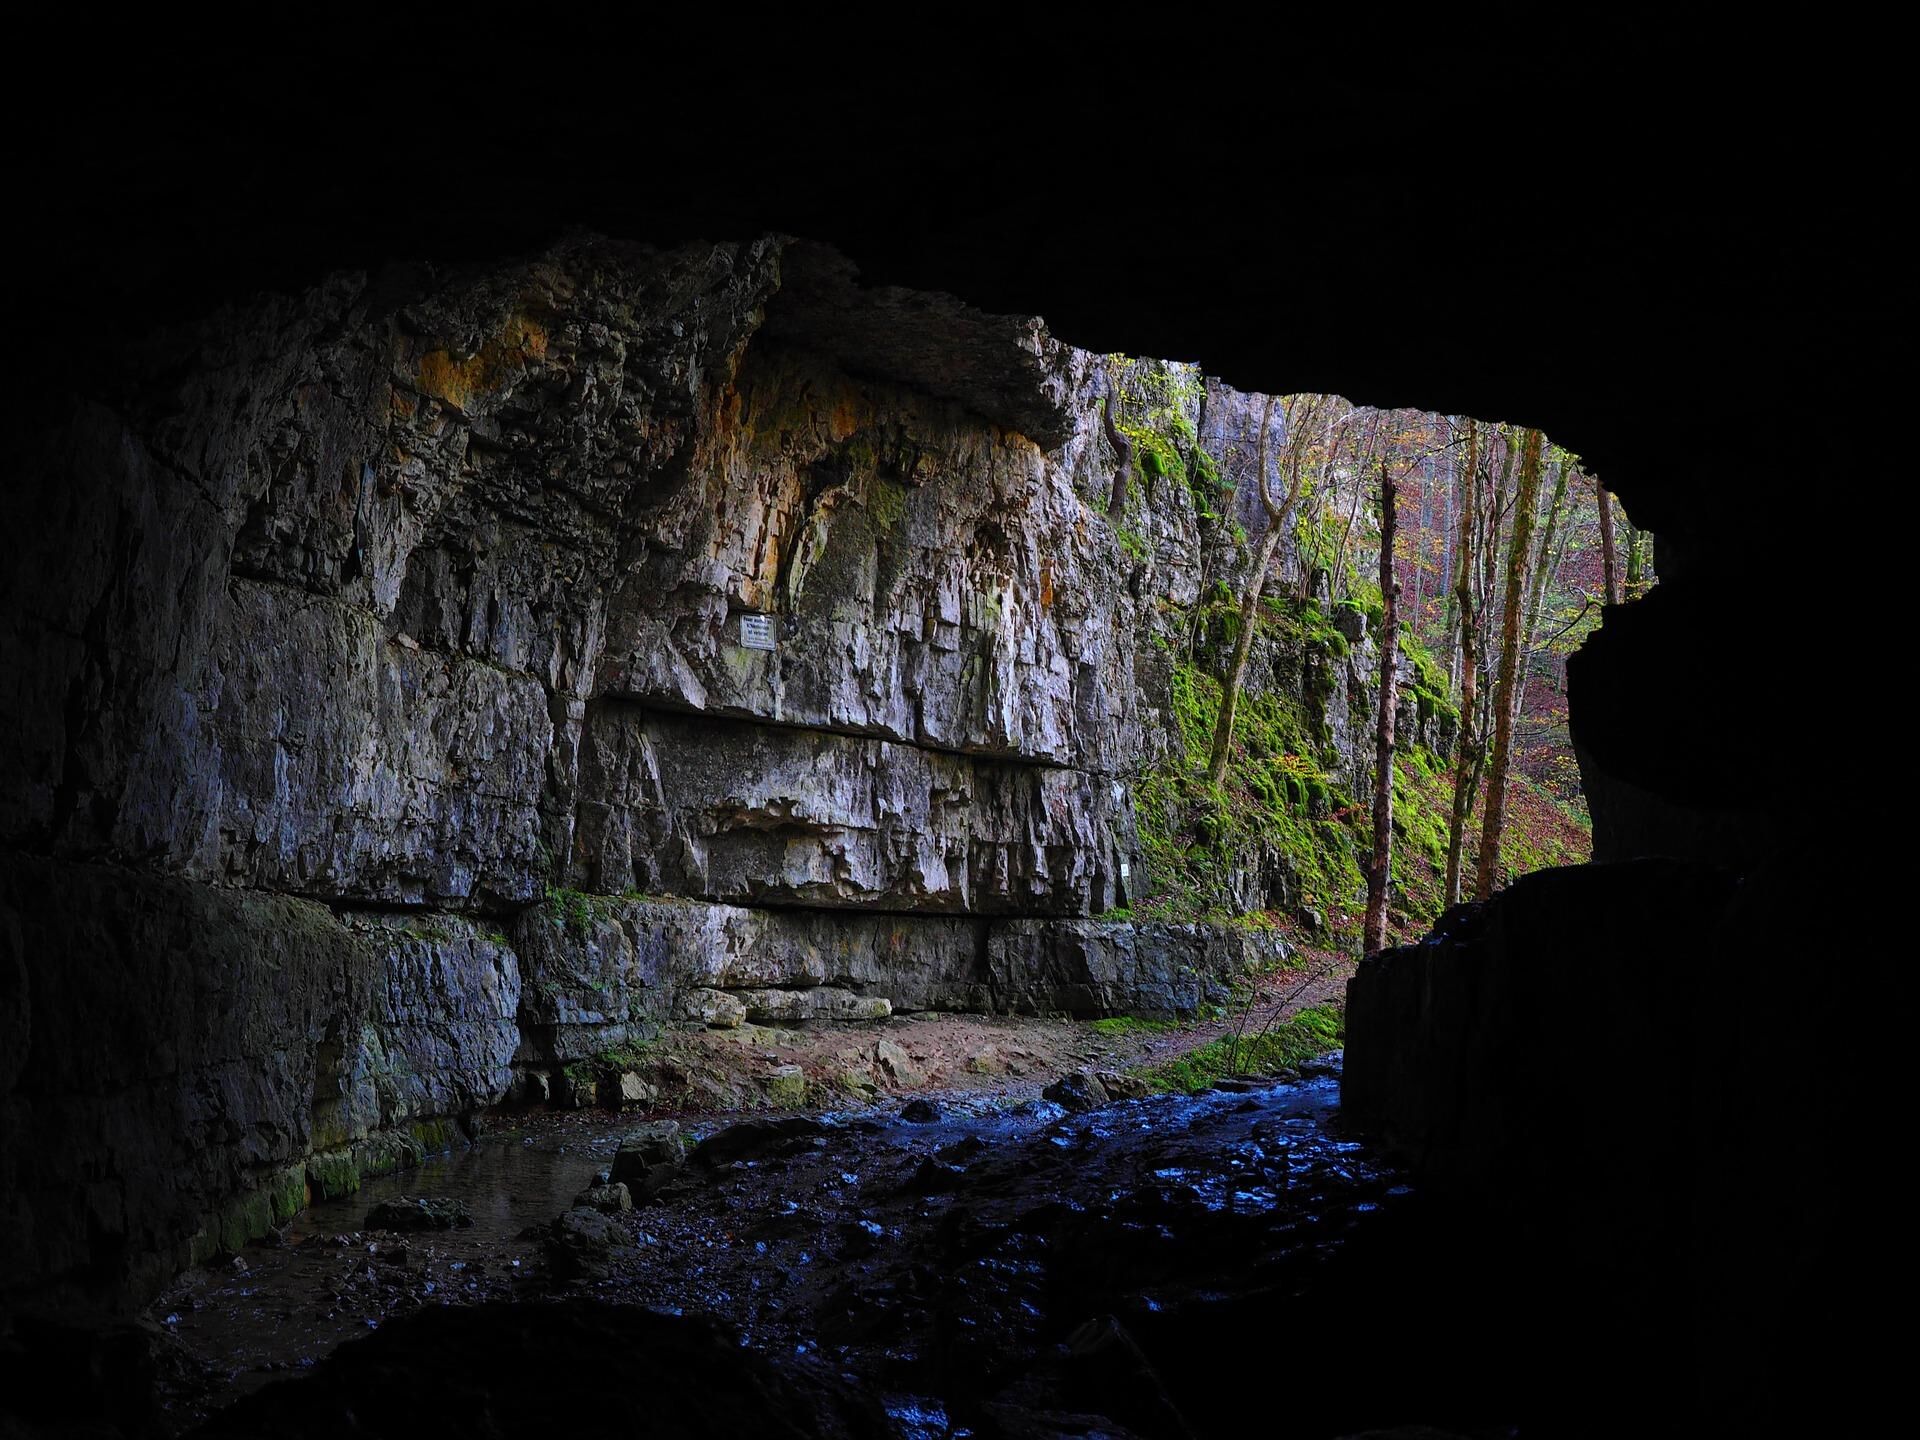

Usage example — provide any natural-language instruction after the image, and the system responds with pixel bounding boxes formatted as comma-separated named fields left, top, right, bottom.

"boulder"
left=1093, top=1070, right=1151, bottom=1101
left=542, top=1208, right=626, bottom=1282
left=903, top=1159, right=966, bottom=1195
left=873, top=1038, right=923, bottom=1088
left=761, top=1064, right=809, bottom=1108
left=691, top=1117, right=827, bottom=1168
left=571, top=1183, right=633, bottom=1214
left=609, top=1122, right=684, bottom=1186
left=558, top=1072, right=599, bottom=1110
left=677, top=987, right=748, bottom=1028
left=1042, top=1072, right=1110, bottom=1113
left=616, top=1071, right=656, bottom=1107
left=363, top=1198, right=472, bottom=1232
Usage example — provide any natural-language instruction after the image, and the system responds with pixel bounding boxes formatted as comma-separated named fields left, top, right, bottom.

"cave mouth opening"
left=1086, top=357, right=1628, bottom=947
left=2, top=145, right=1874, bottom=1431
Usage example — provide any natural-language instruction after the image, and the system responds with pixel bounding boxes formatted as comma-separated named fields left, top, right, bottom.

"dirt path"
left=647, top=950, right=1355, bottom=1117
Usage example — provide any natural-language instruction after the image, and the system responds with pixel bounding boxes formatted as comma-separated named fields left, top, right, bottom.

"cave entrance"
left=1101, top=358, right=1636, bottom=956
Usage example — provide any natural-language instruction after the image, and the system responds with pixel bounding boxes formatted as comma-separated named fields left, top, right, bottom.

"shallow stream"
left=160, top=1059, right=1455, bottom=1436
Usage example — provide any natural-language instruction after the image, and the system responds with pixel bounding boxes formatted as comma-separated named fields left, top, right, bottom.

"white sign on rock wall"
left=739, top=613, right=778, bottom=651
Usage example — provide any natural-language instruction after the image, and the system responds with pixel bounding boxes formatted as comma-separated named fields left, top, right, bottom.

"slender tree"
left=1522, top=482, right=1578, bottom=708
left=1328, top=408, right=1382, bottom=598
left=1363, top=458, right=1400, bottom=954
left=1291, top=405, right=1342, bottom=596
left=1454, top=426, right=1518, bottom=862
left=1410, top=449, right=1429, bottom=631
left=1526, top=453, right=1574, bottom=641
left=1474, top=426, right=1545, bottom=900
left=1207, top=394, right=1311, bottom=788
left=1440, top=432, right=1460, bottom=691
left=1511, top=449, right=1575, bottom=733
left=1442, top=418, right=1480, bottom=904
left=1596, top=477, right=1620, bottom=604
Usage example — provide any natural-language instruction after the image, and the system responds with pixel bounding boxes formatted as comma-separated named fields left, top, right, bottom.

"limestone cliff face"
left=0, top=234, right=1398, bottom=1306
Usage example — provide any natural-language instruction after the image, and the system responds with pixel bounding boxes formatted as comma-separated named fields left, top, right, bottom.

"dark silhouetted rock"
left=1063, top=1314, right=1196, bottom=1440
left=188, top=1300, right=892, bottom=1437
left=935, top=1135, right=989, bottom=1165
left=904, top=1158, right=967, bottom=1195
left=542, top=1208, right=625, bottom=1282
left=691, top=1117, right=827, bottom=1168
left=0, top=1315, right=167, bottom=1439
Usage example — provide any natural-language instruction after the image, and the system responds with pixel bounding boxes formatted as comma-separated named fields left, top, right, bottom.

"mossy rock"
left=354, top=1131, right=428, bottom=1181
left=760, top=1064, right=809, bottom=1109
left=307, top=1149, right=361, bottom=1202
left=267, top=1163, right=309, bottom=1224
left=406, top=1117, right=462, bottom=1156
left=365, top=1197, right=474, bottom=1232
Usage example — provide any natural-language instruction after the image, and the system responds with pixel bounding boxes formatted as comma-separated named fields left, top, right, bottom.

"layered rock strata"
left=2, top=235, right=1379, bottom=1307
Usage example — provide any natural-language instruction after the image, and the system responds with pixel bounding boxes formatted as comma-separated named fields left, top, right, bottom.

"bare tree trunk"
left=1519, top=497, right=1575, bottom=727
left=1596, top=478, right=1619, bottom=605
left=1102, top=379, right=1134, bottom=517
left=1526, top=453, right=1572, bottom=640
left=1442, top=418, right=1480, bottom=904
left=1474, top=426, right=1545, bottom=900
left=1456, top=426, right=1513, bottom=860
left=1511, top=452, right=1574, bottom=733
left=1410, top=451, right=1429, bottom=637
left=1328, top=409, right=1383, bottom=600
left=1329, top=477, right=1363, bottom=601
left=1481, top=427, right=1515, bottom=617
left=1206, top=395, right=1302, bottom=789
left=1364, top=458, right=1400, bottom=955
left=1441, top=431, right=1460, bottom=690
left=1473, top=428, right=1514, bottom=687
left=1297, top=402, right=1351, bottom=599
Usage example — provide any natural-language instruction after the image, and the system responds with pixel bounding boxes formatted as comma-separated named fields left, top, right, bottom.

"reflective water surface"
left=160, top=1062, right=1426, bottom=1435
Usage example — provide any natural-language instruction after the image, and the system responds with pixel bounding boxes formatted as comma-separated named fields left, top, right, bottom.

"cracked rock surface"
left=3, top=235, right=1361, bottom=1308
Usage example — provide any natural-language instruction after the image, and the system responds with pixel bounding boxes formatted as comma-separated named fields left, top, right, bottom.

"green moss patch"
left=1132, top=645, right=1365, bottom=930
left=1134, top=1003, right=1346, bottom=1093
left=1087, top=1015, right=1180, bottom=1038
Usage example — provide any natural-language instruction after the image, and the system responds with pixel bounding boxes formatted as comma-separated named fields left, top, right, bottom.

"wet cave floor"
left=155, top=1059, right=1534, bottom=1439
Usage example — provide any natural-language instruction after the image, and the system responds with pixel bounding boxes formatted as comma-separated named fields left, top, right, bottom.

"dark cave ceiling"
left=16, top=28, right=1893, bottom=555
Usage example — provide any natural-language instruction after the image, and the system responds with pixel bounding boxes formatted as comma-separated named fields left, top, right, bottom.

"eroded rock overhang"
left=1, top=233, right=1303, bottom=1305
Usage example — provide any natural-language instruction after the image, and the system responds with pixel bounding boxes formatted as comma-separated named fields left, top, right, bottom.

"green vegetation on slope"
left=1135, top=1002, right=1346, bottom=1093
left=1133, top=639, right=1368, bottom=929
left=1109, top=367, right=1586, bottom=950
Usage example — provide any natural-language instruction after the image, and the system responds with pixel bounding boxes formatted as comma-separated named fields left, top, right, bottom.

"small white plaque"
left=1119, top=861, right=1131, bottom=879
left=739, top=614, right=777, bottom=651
